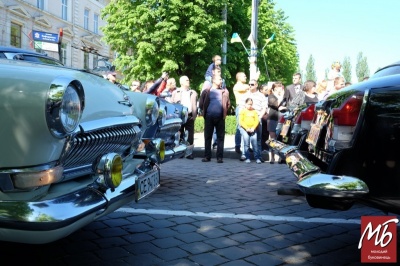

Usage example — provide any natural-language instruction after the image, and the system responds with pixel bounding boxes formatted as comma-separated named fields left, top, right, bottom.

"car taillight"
left=332, top=94, right=363, bottom=126
left=296, top=104, right=315, bottom=130
left=331, top=93, right=364, bottom=142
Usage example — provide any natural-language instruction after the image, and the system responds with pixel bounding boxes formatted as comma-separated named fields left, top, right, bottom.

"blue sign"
left=32, top=30, right=59, bottom=43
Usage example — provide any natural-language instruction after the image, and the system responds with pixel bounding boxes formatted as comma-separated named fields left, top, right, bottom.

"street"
left=1, top=156, right=395, bottom=265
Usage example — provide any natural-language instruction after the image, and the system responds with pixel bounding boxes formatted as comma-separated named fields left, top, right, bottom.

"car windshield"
left=3, top=52, right=63, bottom=66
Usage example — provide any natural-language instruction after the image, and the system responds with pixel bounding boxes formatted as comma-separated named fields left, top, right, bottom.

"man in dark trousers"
left=199, top=74, right=230, bottom=163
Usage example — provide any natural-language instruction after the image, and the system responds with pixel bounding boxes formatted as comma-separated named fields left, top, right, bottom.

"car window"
left=371, top=65, right=400, bottom=79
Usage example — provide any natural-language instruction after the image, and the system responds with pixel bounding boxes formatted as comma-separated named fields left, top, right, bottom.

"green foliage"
left=356, top=52, right=370, bottom=82
left=195, top=116, right=237, bottom=135
left=342, top=56, right=352, bottom=83
left=101, top=0, right=299, bottom=94
left=305, top=54, right=316, bottom=81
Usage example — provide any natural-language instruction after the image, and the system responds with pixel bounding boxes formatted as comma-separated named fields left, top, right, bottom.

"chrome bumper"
left=162, top=143, right=193, bottom=163
left=267, top=139, right=369, bottom=197
left=0, top=160, right=158, bottom=244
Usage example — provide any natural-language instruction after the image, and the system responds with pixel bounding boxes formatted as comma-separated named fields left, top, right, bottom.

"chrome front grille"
left=62, top=124, right=141, bottom=180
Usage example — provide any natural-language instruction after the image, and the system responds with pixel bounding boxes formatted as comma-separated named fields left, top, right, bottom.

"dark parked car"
left=268, top=61, right=400, bottom=214
left=0, top=45, right=63, bottom=65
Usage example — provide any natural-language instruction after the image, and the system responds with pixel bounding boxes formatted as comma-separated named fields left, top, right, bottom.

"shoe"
left=217, top=158, right=223, bottom=163
left=259, top=158, right=265, bottom=163
left=256, top=159, right=262, bottom=164
left=245, top=159, right=251, bottom=163
left=202, top=158, right=210, bottom=162
left=240, top=155, right=246, bottom=161
left=186, top=155, right=194, bottom=160
left=213, top=144, right=217, bottom=150
left=235, top=146, right=241, bottom=154
left=270, top=161, right=275, bottom=164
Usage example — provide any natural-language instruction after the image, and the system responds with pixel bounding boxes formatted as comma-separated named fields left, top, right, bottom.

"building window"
left=37, top=0, right=44, bottom=10
left=61, top=43, right=67, bottom=66
left=84, top=9, right=89, bottom=30
left=93, top=54, right=98, bottom=69
left=84, top=52, right=89, bottom=70
left=10, top=22, right=22, bottom=48
left=62, top=0, right=68, bottom=20
left=94, top=14, right=99, bottom=34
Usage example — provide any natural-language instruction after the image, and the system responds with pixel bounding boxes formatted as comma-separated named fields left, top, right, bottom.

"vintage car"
left=268, top=61, right=400, bottom=214
left=0, top=59, right=163, bottom=244
left=125, top=92, right=192, bottom=163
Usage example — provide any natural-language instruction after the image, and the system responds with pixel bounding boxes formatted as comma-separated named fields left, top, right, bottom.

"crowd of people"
left=106, top=59, right=360, bottom=164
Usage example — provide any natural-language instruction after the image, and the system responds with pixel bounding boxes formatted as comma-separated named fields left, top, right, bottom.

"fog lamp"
left=96, top=153, right=123, bottom=190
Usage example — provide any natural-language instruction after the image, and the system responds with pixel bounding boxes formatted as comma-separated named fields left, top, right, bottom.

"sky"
left=274, top=0, right=400, bottom=83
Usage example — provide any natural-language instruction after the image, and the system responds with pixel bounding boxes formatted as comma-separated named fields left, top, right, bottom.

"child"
left=204, top=55, right=222, bottom=82
left=239, top=98, right=262, bottom=164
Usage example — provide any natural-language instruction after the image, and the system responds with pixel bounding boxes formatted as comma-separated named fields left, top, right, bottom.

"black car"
left=268, top=61, right=400, bottom=214
left=0, top=45, right=63, bottom=65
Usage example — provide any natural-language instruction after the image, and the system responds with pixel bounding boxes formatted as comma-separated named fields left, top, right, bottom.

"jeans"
left=235, top=106, right=242, bottom=148
left=239, top=127, right=260, bottom=160
left=204, top=116, right=225, bottom=159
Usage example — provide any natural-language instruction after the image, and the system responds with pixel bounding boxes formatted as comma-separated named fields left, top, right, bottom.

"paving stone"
left=228, top=232, right=260, bottom=243
left=95, top=227, right=129, bottom=238
left=174, top=232, right=208, bottom=243
left=190, top=253, right=229, bottom=266
left=214, top=246, right=253, bottom=260
left=173, top=224, right=198, bottom=234
left=245, top=253, right=285, bottom=266
left=122, top=232, right=155, bottom=244
left=179, top=242, right=215, bottom=254
left=153, top=247, right=189, bottom=261
left=152, top=237, right=185, bottom=249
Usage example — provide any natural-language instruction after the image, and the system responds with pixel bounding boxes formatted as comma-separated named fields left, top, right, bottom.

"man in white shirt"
left=241, top=79, right=268, bottom=162
left=171, top=76, right=198, bottom=159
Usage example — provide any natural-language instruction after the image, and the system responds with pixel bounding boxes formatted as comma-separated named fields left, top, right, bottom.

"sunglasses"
left=249, top=83, right=256, bottom=86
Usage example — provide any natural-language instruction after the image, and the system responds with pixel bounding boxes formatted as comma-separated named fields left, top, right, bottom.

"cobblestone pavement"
left=1, top=154, right=398, bottom=265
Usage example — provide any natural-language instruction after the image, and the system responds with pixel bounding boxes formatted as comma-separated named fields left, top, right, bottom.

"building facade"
left=0, top=0, right=112, bottom=69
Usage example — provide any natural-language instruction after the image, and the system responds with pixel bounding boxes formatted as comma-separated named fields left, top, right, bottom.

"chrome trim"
left=267, top=139, right=369, bottom=198
left=0, top=163, right=156, bottom=244
left=161, top=143, right=189, bottom=163
left=297, top=173, right=369, bottom=198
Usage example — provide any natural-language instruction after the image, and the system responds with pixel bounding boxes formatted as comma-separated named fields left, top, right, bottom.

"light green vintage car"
left=0, top=59, right=163, bottom=244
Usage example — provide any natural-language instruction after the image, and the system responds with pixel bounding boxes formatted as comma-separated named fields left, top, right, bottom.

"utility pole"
left=248, top=0, right=260, bottom=80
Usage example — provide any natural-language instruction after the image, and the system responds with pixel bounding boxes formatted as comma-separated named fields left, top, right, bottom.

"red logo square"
left=359, top=216, right=398, bottom=263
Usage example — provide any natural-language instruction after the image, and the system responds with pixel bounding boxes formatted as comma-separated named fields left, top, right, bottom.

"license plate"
left=280, top=122, right=291, bottom=136
left=306, top=123, right=321, bottom=146
left=135, top=168, right=160, bottom=202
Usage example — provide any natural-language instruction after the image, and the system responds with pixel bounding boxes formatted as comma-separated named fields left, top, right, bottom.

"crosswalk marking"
left=118, top=208, right=361, bottom=225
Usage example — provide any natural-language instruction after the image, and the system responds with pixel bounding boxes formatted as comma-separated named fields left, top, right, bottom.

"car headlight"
left=46, top=78, right=85, bottom=138
left=181, top=106, right=189, bottom=124
left=146, top=98, right=159, bottom=126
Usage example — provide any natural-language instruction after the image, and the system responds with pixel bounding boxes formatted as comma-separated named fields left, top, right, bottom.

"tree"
left=356, top=52, right=370, bottom=82
left=342, top=56, right=352, bottom=83
left=305, top=54, right=316, bottom=81
left=101, top=0, right=298, bottom=93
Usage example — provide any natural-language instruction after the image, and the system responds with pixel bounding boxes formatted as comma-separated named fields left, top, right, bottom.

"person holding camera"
left=144, top=72, right=169, bottom=95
